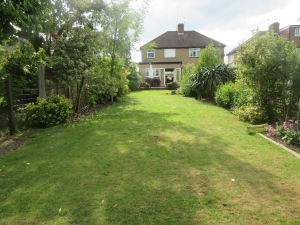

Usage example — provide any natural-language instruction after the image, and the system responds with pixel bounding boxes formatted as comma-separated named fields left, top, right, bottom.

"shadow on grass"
left=0, top=92, right=298, bottom=224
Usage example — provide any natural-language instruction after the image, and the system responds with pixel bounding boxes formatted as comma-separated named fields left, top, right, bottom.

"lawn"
left=1, top=90, right=300, bottom=224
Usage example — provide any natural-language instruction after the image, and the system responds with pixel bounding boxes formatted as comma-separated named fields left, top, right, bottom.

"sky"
left=130, top=0, right=300, bottom=63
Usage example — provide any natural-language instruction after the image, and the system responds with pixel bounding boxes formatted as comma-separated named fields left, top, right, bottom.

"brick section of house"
left=280, top=25, right=300, bottom=46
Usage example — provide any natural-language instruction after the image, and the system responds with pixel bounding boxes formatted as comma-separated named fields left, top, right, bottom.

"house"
left=227, top=22, right=300, bottom=66
left=138, top=23, right=226, bottom=85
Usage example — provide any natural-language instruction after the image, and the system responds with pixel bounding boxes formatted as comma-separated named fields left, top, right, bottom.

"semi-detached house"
left=138, top=23, right=226, bottom=86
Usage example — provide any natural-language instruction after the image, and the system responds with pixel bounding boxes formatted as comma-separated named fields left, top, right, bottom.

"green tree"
left=89, top=57, right=129, bottom=103
left=236, top=30, right=300, bottom=121
left=52, top=27, right=101, bottom=112
left=100, top=0, right=149, bottom=76
left=0, top=42, right=47, bottom=100
left=0, top=0, right=51, bottom=43
left=196, top=43, right=222, bottom=70
left=1, top=0, right=106, bottom=53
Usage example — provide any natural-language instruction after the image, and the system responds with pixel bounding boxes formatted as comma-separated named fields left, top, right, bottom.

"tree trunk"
left=74, top=76, right=85, bottom=113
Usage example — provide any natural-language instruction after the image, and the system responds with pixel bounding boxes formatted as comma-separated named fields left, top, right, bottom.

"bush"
left=128, top=80, right=140, bottom=91
left=117, top=85, right=129, bottom=97
left=145, top=82, right=150, bottom=90
left=180, top=63, right=197, bottom=97
left=25, top=93, right=73, bottom=127
left=167, top=82, right=173, bottom=90
left=234, top=102, right=267, bottom=124
left=88, top=95, right=96, bottom=107
left=191, top=63, right=235, bottom=98
left=236, top=31, right=300, bottom=121
left=215, top=82, right=235, bottom=108
left=176, top=88, right=181, bottom=95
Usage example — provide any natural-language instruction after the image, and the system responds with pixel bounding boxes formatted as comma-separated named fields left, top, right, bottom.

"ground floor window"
left=145, top=68, right=160, bottom=77
left=144, top=66, right=181, bottom=84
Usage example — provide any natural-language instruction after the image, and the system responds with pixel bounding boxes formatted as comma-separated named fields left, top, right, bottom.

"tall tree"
left=236, top=30, right=300, bottom=121
left=99, top=0, right=149, bottom=76
left=0, top=0, right=51, bottom=43
left=196, top=43, right=222, bottom=70
left=52, top=27, right=101, bottom=112
left=0, top=0, right=107, bottom=53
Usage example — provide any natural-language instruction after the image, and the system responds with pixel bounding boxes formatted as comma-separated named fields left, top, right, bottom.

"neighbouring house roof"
left=280, top=24, right=300, bottom=32
left=226, top=31, right=266, bottom=56
left=140, top=25, right=226, bottom=49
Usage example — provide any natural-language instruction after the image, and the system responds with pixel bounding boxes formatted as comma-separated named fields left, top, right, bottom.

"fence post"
left=38, top=65, right=45, bottom=98
left=5, top=79, right=16, bottom=135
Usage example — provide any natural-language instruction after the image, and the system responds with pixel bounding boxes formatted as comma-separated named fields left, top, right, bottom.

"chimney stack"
left=269, top=22, right=279, bottom=34
left=178, top=23, right=184, bottom=34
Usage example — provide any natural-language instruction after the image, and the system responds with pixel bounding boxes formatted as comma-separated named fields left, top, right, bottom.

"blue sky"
left=131, top=0, right=299, bottom=63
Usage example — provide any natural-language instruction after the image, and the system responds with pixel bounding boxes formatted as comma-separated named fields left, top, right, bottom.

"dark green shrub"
left=88, top=95, right=96, bottom=107
left=192, top=63, right=235, bottom=98
left=128, top=80, right=140, bottom=91
left=215, top=82, right=235, bottom=108
left=25, top=93, right=73, bottom=127
left=167, top=82, right=173, bottom=90
left=145, top=82, right=150, bottom=90
left=171, top=90, right=176, bottom=95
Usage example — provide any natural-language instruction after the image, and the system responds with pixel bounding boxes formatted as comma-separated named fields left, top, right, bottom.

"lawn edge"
left=258, top=133, right=300, bottom=159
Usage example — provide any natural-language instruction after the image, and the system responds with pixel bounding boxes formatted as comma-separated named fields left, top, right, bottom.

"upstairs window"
left=164, top=49, right=175, bottom=58
left=189, top=48, right=200, bottom=57
left=295, top=28, right=300, bottom=36
left=147, top=49, right=155, bottom=58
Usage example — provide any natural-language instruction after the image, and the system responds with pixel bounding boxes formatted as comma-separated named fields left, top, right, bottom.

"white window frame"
left=164, top=49, right=176, bottom=58
left=145, top=68, right=160, bottom=77
left=295, top=28, right=300, bottom=36
left=147, top=49, right=155, bottom=58
left=154, top=68, right=159, bottom=77
left=189, top=48, right=200, bottom=57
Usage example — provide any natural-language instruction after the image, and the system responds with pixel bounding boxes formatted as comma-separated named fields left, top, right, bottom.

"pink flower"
left=295, top=120, right=298, bottom=124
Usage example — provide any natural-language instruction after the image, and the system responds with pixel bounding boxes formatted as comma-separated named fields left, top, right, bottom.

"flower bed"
left=266, top=119, right=300, bottom=146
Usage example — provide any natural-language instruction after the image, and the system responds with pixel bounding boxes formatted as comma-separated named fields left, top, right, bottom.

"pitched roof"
left=226, top=31, right=266, bottom=56
left=141, top=30, right=226, bottom=49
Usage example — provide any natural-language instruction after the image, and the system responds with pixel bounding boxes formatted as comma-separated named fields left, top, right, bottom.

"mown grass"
left=1, top=90, right=300, bottom=224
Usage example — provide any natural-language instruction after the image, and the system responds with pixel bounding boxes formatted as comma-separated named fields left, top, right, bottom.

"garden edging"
left=259, top=133, right=300, bottom=158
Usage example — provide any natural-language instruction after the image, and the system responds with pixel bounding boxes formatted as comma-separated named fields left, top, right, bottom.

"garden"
left=1, top=1, right=300, bottom=223
left=1, top=90, right=300, bottom=224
